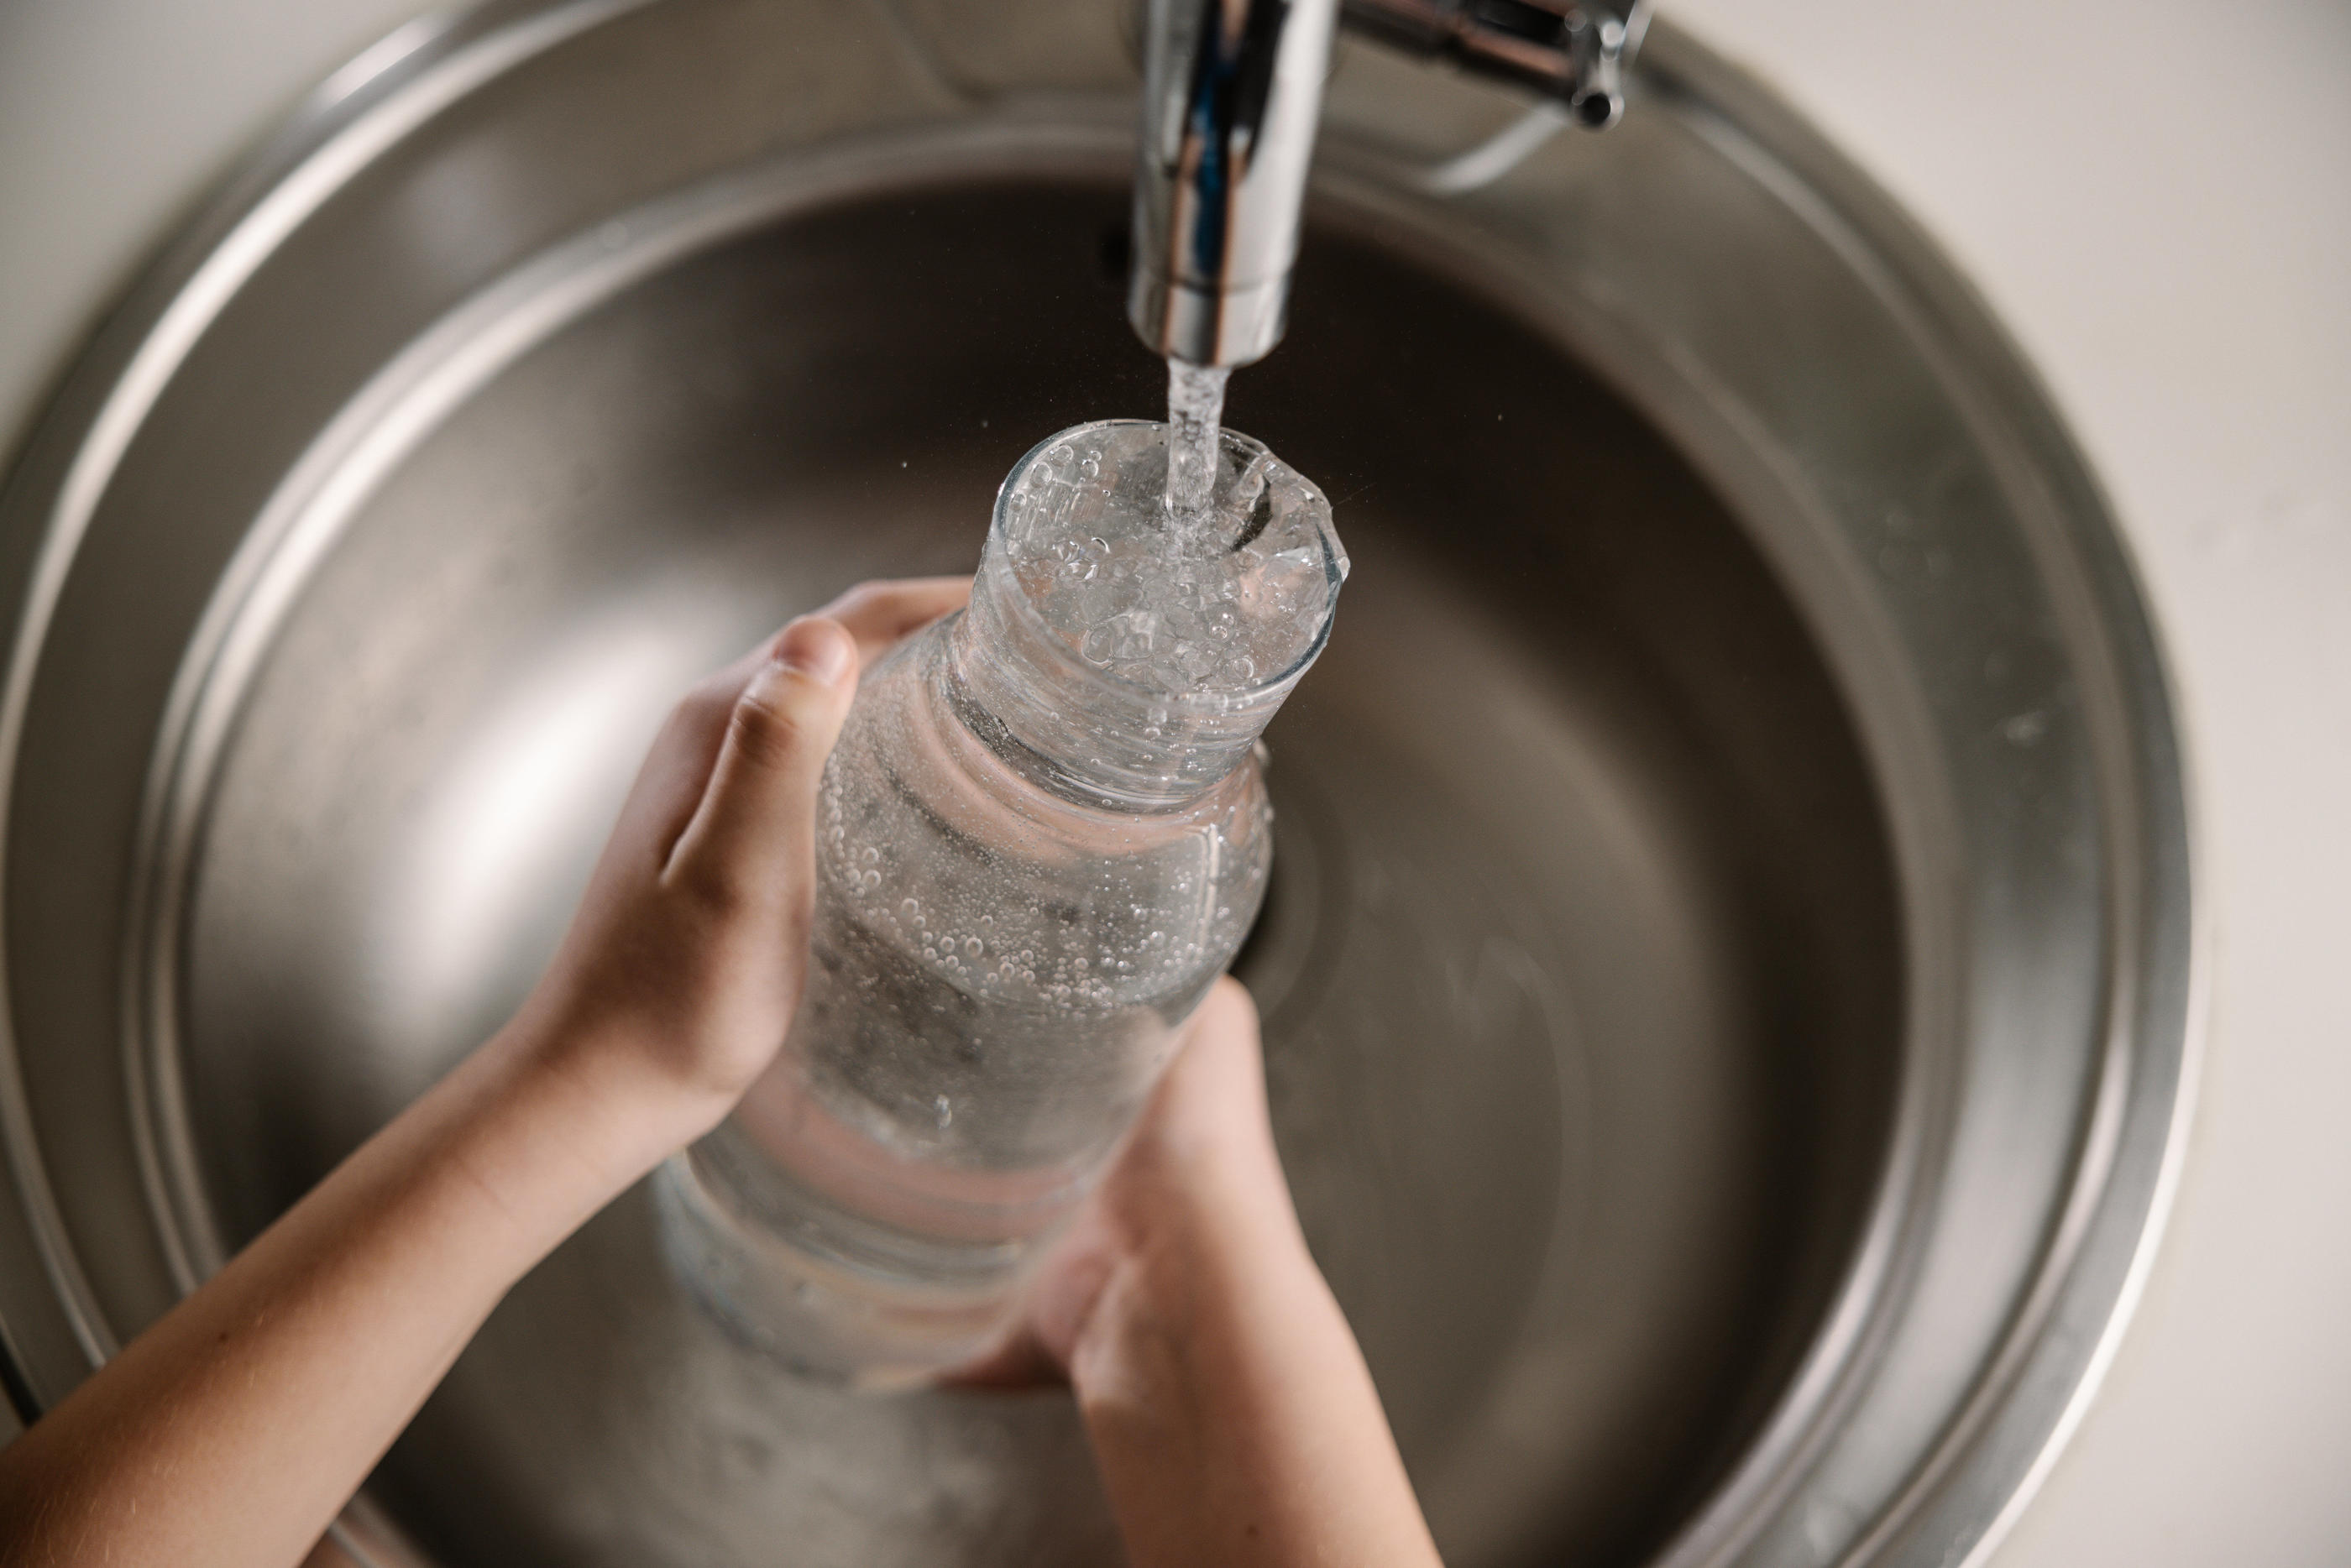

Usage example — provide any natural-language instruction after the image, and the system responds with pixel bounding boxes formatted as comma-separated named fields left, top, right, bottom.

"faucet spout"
left=1127, top=0, right=1342, bottom=369
left=1126, top=0, right=1654, bottom=371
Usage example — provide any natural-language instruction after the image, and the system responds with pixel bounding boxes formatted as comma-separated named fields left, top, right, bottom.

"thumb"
left=665, top=616, right=857, bottom=899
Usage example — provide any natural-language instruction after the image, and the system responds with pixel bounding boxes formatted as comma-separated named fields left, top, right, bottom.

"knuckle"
left=670, top=860, right=746, bottom=921
left=726, top=682, right=806, bottom=771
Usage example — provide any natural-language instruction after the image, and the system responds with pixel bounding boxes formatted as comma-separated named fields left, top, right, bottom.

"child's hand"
left=970, top=978, right=1443, bottom=1568
left=971, top=978, right=1296, bottom=1382
left=0, top=572, right=1440, bottom=1568
left=504, top=577, right=971, bottom=1165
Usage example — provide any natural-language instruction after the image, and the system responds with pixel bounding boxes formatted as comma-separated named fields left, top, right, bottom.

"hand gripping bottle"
left=657, top=419, right=1346, bottom=1386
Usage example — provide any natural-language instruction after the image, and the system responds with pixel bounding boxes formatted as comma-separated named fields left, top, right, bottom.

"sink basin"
left=0, top=3, right=2192, bottom=1566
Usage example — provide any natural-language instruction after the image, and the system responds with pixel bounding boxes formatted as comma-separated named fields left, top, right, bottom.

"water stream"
left=1163, top=358, right=1231, bottom=527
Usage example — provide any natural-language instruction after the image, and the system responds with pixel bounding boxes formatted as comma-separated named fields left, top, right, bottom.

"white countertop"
left=3, top=2, right=2346, bottom=1561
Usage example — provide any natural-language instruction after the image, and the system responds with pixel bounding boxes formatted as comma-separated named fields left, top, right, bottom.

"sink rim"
left=0, top=6, right=2198, bottom=1567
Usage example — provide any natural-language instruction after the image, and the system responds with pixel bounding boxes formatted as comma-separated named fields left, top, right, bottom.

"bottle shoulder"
left=815, top=627, right=1275, bottom=1012
left=841, top=622, right=1274, bottom=854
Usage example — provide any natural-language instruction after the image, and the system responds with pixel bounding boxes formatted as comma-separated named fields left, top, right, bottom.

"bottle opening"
left=956, top=419, right=1348, bottom=805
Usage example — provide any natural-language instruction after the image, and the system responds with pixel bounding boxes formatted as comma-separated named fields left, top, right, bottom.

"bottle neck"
left=946, top=542, right=1297, bottom=811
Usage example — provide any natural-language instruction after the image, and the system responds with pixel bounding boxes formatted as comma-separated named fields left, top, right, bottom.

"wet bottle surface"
left=657, top=419, right=1346, bottom=1385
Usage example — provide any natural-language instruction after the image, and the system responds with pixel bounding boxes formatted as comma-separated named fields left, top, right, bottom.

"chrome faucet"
left=1128, top=0, right=1655, bottom=369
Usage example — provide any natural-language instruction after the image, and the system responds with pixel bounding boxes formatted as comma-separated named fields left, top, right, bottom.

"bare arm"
left=0, top=998, right=685, bottom=1567
left=0, top=581, right=964, bottom=1567
left=0, top=575, right=1443, bottom=1568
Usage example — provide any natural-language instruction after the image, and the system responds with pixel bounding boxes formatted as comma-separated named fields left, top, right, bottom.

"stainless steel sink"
left=0, top=3, right=2193, bottom=1565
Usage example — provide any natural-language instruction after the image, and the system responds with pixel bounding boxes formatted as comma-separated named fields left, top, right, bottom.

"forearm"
left=0, top=601, right=877, bottom=1565
left=0, top=1022, right=696, bottom=1568
left=1071, top=1172, right=1443, bottom=1568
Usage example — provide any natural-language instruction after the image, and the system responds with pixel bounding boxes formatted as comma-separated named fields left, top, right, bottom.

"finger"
left=1179, top=977, right=1264, bottom=1089
left=664, top=616, right=857, bottom=900
left=808, top=577, right=972, bottom=670
left=638, top=581, right=966, bottom=872
left=1196, top=973, right=1259, bottom=1031
left=624, top=652, right=778, bottom=863
left=1146, top=977, right=1275, bottom=1168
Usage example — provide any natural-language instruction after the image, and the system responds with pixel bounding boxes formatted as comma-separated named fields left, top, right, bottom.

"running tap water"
left=1163, top=360, right=1230, bottom=525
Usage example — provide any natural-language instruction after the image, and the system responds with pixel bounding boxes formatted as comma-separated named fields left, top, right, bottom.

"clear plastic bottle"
left=655, top=419, right=1347, bottom=1386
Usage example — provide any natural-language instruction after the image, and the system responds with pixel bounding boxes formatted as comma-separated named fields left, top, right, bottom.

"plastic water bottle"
left=656, top=418, right=1346, bottom=1386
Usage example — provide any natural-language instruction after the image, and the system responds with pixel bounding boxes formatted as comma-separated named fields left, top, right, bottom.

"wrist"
left=480, top=1009, right=735, bottom=1198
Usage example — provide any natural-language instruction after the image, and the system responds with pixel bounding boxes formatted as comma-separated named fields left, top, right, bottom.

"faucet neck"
left=1128, top=0, right=1341, bottom=368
